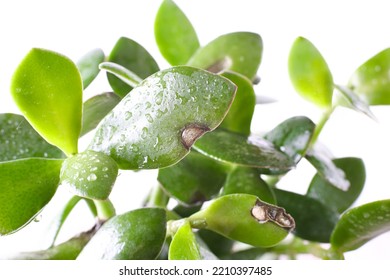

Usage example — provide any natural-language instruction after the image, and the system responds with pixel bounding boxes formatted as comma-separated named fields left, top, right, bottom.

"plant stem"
left=309, top=106, right=335, bottom=147
left=146, top=184, right=170, bottom=208
left=94, top=199, right=116, bottom=221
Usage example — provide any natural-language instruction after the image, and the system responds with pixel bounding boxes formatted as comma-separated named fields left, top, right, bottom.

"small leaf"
left=60, top=150, right=118, bottom=200
left=77, top=208, right=166, bottom=260
left=158, top=151, right=227, bottom=205
left=100, top=62, right=143, bottom=88
left=193, top=129, right=295, bottom=174
left=274, top=189, right=339, bottom=243
left=188, top=32, right=263, bottom=80
left=155, top=0, right=200, bottom=65
left=0, top=113, right=65, bottom=161
left=81, top=92, right=121, bottom=137
left=11, top=48, right=83, bottom=156
left=189, top=194, right=294, bottom=247
left=107, top=37, right=159, bottom=97
left=77, top=48, right=105, bottom=89
left=220, top=72, right=256, bottom=136
left=264, top=116, right=315, bottom=163
left=89, top=66, right=237, bottom=170
left=0, top=158, right=63, bottom=235
left=348, top=48, right=390, bottom=105
left=331, top=200, right=390, bottom=252
left=222, top=166, right=276, bottom=204
left=307, top=157, right=366, bottom=214
left=169, top=220, right=201, bottom=260
left=288, top=37, right=334, bottom=108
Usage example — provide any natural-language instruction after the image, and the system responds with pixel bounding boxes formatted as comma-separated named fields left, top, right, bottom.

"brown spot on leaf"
left=207, top=57, right=232, bottom=74
left=181, top=124, right=210, bottom=150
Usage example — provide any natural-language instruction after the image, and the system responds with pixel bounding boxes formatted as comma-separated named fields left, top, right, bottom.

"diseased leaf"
left=155, top=0, right=200, bottom=65
left=89, top=66, right=236, bottom=170
left=169, top=220, right=201, bottom=260
left=77, top=48, right=105, bottom=89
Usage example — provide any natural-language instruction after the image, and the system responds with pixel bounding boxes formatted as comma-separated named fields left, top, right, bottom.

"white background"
left=0, top=0, right=389, bottom=259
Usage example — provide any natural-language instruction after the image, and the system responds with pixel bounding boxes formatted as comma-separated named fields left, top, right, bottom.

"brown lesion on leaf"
left=206, top=57, right=232, bottom=74
left=251, top=199, right=295, bottom=231
left=181, top=124, right=210, bottom=150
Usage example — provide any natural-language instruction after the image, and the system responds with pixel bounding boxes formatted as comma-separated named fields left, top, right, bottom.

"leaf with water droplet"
left=188, top=32, right=262, bottom=81
left=89, top=66, right=237, bottom=170
left=0, top=113, right=65, bottom=162
left=169, top=220, right=201, bottom=260
left=76, top=48, right=105, bottom=89
left=60, top=150, right=118, bottom=200
left=0, top=158, right=63, bottom=235
left=288, top=37, right=334, bottom=108
left=331, top=200, right=390, bottom=252
left=10, top=48, right=83, bottom=156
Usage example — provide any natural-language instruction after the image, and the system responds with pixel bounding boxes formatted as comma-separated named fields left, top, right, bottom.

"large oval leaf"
left=11, top=48, right=83, bottom=156
left=274, top=189, right=339, bottom=243
left=77, top=208, right=166, bottom=260
left=77, top=48, right=105, bottom=89
left=193, top=129, right=295, bottom=174
left=0, top=158, right=63, bottom=235
left=187, top=32, right=262, bottom=80
left=189, top=194, right=294, bottom=247
left=331, top=200, right=390, bottom=252
left=0, top=113, right=64, bottom=161
left=307, top=157, right=366, bottom=214
left=89, top=66, right=236, bottom=170
left=107, top=37, right=159, bottom=97
left=169, top=220, right=201, bottom=260
left=348, top=48, right=390, bottom=105
left=288, top=37, right=334, bottom=108
left=155, top=0, right=200, bottom=65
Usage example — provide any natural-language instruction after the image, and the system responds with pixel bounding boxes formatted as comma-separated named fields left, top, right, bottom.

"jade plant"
left=1, top=0, right=390, bottom=260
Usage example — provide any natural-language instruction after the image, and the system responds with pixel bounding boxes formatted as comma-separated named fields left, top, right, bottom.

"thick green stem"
left=146, top=184, right=170, bottom=208
left=309, top=106, right=335, bottom=147
left=94, top=199, right=116, bottom=221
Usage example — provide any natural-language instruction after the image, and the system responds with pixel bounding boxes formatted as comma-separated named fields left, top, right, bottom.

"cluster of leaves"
left=1, top=0, right=390, bottom=260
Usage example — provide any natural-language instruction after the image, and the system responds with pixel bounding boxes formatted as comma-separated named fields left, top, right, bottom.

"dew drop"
left=125, top=111, right=132, bottom=120
left=145, top=114, right=154, bottom=123
left=141, top=127, right=149, bottom=139
left=90, top=167, right=98, bottom=172
left=155, top=92, right=163, bottom=105
left=102, top=167, right=108, bottom=172
left=87, top=173, right=97, bottom=181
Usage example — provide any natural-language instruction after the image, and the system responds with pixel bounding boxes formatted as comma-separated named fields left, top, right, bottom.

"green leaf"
left=0, top=113, right=65, bottom=161
left=100, top=62, right=143, bottom=88
left=77, top=208, right=166, bottom=260
left=11, top=48, right=83, bottom=156
left=155, top=0, right=200, bottom=65
left=81, top=92, right=121, bottom=137
left=220, top=72, right=256, bottom=136
left=107, top=37, right=159, bottom=97
left=169, top=220, right=201, bottom=260
left=348, top=48, right=390, bottom=105
left=188, top=32, right=263, bottom=80
left=193, top=129, right=295, bottom=174
left=89, top=66, right=237, bottom=170
left=0, top=158, right=63, bottom=235
left=198, top=229, right=234, bottom=257
left=158, top=151, right=227, bottom=205
left=274, top=189, right=339, bottom=243
left=60, top=150, right=118, bottom=200
left=222, top=166, right=276, bottom=204
left=189, top=194, right=294, bottom=247
left=331, top=200, right=390, bottom=252
left=77, top=48, right=105, bottom=89
left=264, top=116, right=315, bottom=163
left=288, top=37, right=334, bottom=108
left=307, top=157, right=366, bottom=214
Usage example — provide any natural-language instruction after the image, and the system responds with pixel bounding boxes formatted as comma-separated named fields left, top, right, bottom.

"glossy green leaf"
left=60, top=150, right=118, bottom=200
left=155, top=0, right=200, bottom=65
left=189, top=194, right=294, bottom=247
left=306, top=148, right=350, bottom=191
left=288, top=37, right=334, bottom=108
left=0, top=158, right=63, bottom=235
left=188, top=32, right=263, bottom=80
left=274, top=189, right=339, bottom=243
left=220, top=72, right=256, bottom=136
left=89, top=66, right=236, bottom=170
left=307, top=157, right=365, bottom=214
left=107, top=37, right=159, bottom=97
left=11, top=48, right=83, bottom=156
left=158, top=151, right=227, bottom=205
left=198, top=229, right=234, bottom=257
left=77, top=48, right=105, bottom=89
left=264, top=116, right=315, bottom=163
left=0, top=113, right=64, bottom=161
left=169, top=220, right=201, bottom=260
left=222, top=166, right=276, bottom=204
left=77, top=208, right=166, bottom=260
left=81, top=92, right=121, bottom=137
left=100, top=62, right=143, bottom=88
left=348, top=48, right=390, bottom=105
left=193, top=129, right=295, bottom=174
left=331, top=200, right=390, bottom=252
